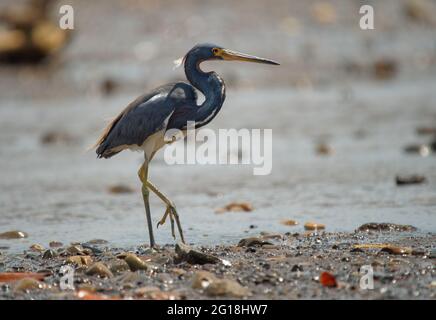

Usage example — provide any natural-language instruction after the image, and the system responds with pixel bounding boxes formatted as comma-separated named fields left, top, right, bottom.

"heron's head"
left=185, top=43, right=280, bottom=66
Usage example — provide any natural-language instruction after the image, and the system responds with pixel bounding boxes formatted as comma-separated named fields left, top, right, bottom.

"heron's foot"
left=156, top=204, right=185, bottom=244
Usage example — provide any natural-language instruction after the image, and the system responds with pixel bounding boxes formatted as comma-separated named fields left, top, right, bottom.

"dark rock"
left=403, top=144, right=431, bottom=156
left=175, top=242, right=220, bottom=265
left=238, top=237, right=273, bottom=247
left=396, top=175, right=427, bottom=185
left=357, top=223, right=417, bottom=232
left=291, top=264, right=303, bottom=272
left=49, top=241, right=63, bottom=248
left=42, top=249, right=57, bottom=259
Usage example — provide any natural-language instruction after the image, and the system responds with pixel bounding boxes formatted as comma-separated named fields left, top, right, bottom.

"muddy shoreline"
left=0, top=225, right=434, bottom=300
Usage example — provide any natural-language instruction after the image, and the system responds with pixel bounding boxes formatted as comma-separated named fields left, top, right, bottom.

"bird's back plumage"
left=95, top=82, right=197, bottom=159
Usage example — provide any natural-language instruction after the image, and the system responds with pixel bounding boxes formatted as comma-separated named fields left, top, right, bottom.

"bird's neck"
left=184, top=55, right=226, bottom=127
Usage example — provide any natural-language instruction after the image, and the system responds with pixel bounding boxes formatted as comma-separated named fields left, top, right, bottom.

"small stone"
left=357, top=223, right=417, bottom=232
left=108, top=259, right=130, bottom=274
left=238, top=237, right=273, bottom=247
left=205, top=279, right=250, bottom=297
left=133, top=286, right=180, bottom=300
left=100, top=78, right=119, bottom=96
left=396, top=175, right=427, bottom=186
left=373, top=59, right=398, bottom=80
left=124, top=254, right=148, bottom=271
left=108, top=184, right=134, bottom=194
left=404, top=144, right=431, bottom=157
left=66, top=245, right=84, bottom=255
left=29, top=244, right=44, bottom=252
left=416, top=126, right=436, bottom=135
left=42, top=249, right=57, bottom=259
left=49, top=241, right=63, bottom=248
left=380, top=246, right=412, bottom=255
left=14, top=278, right=45, bottom=292
left=86, top=239, right=109, bottom=245
left=320, top=271, right=337, bottom=288
left=316, top=143, right=332, bottom=155
left=0, top=230, right=28, bottom=239
left=215, top=202, right=253, bottom=213
left=291, top=264, right=304, bottom=272
left=260, top=232, right=283, bottom=240
left=405, top=0, right=434, bottom=24
left=66, top=255, right=93, bottom=266
left=40, top=131, right=76, bottom=145
left=175, top=242, right=220, bottom=265
left=281, top=219, right=299, bottom=226
left=192, top=271, right=217, bottom=289
left=304, top=222, right=326, bottom=231
left=171, top=268, right=186, bottom=277
left=85, top=262, right=113, bottom=278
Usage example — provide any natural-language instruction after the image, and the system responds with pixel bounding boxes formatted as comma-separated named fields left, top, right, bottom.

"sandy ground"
left=0, top=0, right=435, bottom=299
left=0, top=228, right=435, bottom=300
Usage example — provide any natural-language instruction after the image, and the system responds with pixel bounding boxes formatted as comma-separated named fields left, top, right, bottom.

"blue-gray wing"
left=95, top=82, right=196, bottom=158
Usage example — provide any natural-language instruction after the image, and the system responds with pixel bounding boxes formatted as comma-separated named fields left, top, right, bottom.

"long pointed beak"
left=221, top=49, right=280, bottom=65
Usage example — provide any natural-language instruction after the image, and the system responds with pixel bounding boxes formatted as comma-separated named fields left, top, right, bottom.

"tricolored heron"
left=94, top=43, right=279, bottom=247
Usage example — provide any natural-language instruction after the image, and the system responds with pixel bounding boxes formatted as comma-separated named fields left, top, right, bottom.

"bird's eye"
left=212, top=48, right=219, bottom=55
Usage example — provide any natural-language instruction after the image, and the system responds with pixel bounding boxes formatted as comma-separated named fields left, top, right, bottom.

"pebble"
left=175, top=242, right=220, bottom=265
left=281, top=219, right=299, bottom=226
left=49, top=241, right=63, bottom=248
left=205, top=279, right=251, bottom=297
left=108, top=184, right=134, bottom=194
left=40, top=131, right=76, bottom=145
left=373, top=58, right=397, bottom=80
left=85, top=262, right=113, bottom=278
left=304, top=222, right=325, bottom=231
left=42, top=249, right=57, bottom=259
left=191, top=271, right=217, bottom=289
left=14, top=278, right=45, bottom=292
left=108, top=259, right=130, bottom=274
left=380, top=246, right=412, bottom=255
left=260, top=232, right=283, bottom=240
left=215, top=202, right=253, bottom=213
left=171, top=268, right=186, bottom=277
left=66, top=255, right=93, bottom=266
left=319, top=271, right=337, bottom=288
left=66, top=245, right=85, bottom=255
left=316, top=143, right=332, bottom=155
left=124, top=254, right=148, bottom=271
left=0, top=230, right=28, bottom=239
left=134, top=286, right=179, bottom=300
left=238, top=237, right=273, bottom=247
left=86, top=239, right=109, bottom=245
left=29, top=244, right=44, bottom=252
left=416, top=126, right=436, bottom=135
left=357, top=223, right=417, bottom=232
left=404, top=144, right=431, bottom=156
left=396, top=175, right=427, bottom=186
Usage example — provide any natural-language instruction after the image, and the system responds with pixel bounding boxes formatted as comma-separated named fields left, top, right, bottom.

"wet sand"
left=0, top=227, right=434, bottom=300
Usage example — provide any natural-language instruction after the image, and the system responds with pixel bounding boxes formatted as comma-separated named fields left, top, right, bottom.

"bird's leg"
left=146, top=181, right=185, bottom=244
left=138, top=162, right=155, bottom=248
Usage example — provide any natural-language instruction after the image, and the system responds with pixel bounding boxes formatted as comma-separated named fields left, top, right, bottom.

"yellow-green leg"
left=138, top=161, right=155, bottom=247
left=147, top=181, right=185, bottom=243
left=138, top=165, right=186, bottom=244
